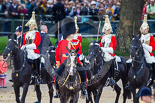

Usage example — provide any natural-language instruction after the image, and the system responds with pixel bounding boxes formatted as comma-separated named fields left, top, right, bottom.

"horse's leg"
left=73, top=93, right=79, bottom=103
left=21, top=84, right=29, bottom=103
left=70, top=95, right=75, bottom=103
left=14, top=85, right=20, bottom=103
left=112, top=84, right=121, bottom=103
left=47, top=82, right=54, bottom=103
left=122, top=78, right=131, bottom=103
left=60, top=94, right=67, bottom=103
left=93, top=90, right=97, bottom=102
left=95, top=85, right=104, bottom=103
left=131, top=87, right=138, bottom=103
left=86, top=87, right=93, bottom=103
left=35, top=85, right=42, bottom=103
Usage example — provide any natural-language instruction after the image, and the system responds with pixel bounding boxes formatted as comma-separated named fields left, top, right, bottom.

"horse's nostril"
left=3, top=55, right=7, bottom=59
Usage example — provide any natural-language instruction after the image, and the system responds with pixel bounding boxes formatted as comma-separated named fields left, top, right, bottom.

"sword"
left=58, top=21, right=60, bottom=42
left=97, top=21, right=101, bottom=41
left=20, top=17, right=24, bottom=47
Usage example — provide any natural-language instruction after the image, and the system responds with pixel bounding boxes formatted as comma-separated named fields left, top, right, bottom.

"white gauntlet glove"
left=21, top=45, right=27, bottom=50
left=142, top=43, right=152, bottom=52
left=101, top=47, right=113, bottom=54
left=26, top=44, right=36, bottom=49
left=101, top=47, right=106, bottom=52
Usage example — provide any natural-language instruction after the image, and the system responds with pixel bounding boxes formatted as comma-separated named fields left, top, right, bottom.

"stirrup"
left=81, top=90, right=88, bottom=99
left=110, top=78, right=116, bottom=86
left=125, top=83, right=130, bottom=89
left=35, top=78, right=41, bottom=85
left=105, top=78, right=116, bottom=86
left=54, top=92, right=60, bottom=98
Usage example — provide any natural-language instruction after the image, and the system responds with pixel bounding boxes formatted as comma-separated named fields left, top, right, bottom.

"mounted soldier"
left=21, top=11, right=41, bottom=85
left=73, top=16, right=89, bottom=65
left=139, top=15, right=155, bottom=83
left=99, top=15, right=117, bottom=86
left=54, top=17, right=87, bottom=98
left=126, top=14, right=155, bottom=88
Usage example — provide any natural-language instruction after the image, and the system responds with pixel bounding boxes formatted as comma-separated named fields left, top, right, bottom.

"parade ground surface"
left=0, top=69, right=137, bottom=103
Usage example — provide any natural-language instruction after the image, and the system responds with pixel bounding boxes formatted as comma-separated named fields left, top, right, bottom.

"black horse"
left=86, top=41, right=113, bottom=103
left=128, top=35, right=155, bottom=103
left=58, top=47, right=81, bottom=103
left=3, top=36, right=53, bottom=103
left=86, top=41, right=130, bottom=103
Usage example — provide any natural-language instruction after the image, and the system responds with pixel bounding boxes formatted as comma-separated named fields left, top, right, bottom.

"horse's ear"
left=14, top=34, right=17, bottom=40
left=53, top=46, right=56, bottom=50
left=66, top=46, right=71, bottom=53
left=76, top=48, right=79, bottom=53
left=138, top=34, right=141, bottom=38
left=8, top=35, right=11, bottom=39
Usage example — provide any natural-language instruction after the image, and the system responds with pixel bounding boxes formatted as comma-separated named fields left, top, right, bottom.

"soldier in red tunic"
left=99, top=15, right=117, bottom=86
left=126, top=15, right=155, bottom=88
left=21, top=11, right=41, bottom=84
left=54, top=17, right=87, bottom=98
left=139, top=15, right=155, bottom=83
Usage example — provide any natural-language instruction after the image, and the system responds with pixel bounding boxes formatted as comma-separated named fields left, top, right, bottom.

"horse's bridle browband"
left=132, top=43, right=144, bottom=63
left=6, top=40, right=27, bottom=73
left=5, top=40, right=22, bottom=59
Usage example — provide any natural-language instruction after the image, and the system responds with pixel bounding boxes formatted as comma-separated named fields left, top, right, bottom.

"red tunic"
left=99, top=35, right=117, bottom=56
left=22, top=31, right=41, bottom=54
left=149, top=36, right=155, bottom=56
left=56, top=39, right=83, bottom=66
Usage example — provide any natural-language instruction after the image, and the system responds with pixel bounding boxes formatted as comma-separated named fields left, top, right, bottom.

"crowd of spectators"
left=0, top=0, right=154, bottom=21
left=142, top=0, right=155, bottom=19
left=0, top=0, right=121, bottom=21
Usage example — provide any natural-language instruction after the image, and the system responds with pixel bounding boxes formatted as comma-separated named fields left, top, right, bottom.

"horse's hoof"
left=80, top=95, right=86, bottom=99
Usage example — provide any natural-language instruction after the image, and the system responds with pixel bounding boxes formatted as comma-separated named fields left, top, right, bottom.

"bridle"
left=130, top=41, right=144, bottom=64
left=4, top=39, right=26, bottom=73
left=5, top=40, right=23, bottom=59
left=130, top=40, right=144, bottom=73
left=89, top=45, right=104, bottom=66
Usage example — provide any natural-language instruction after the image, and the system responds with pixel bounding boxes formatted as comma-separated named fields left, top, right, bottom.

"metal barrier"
left=0, top=15, right=155, bottom=37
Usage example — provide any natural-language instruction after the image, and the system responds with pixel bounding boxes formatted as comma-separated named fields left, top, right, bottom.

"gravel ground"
left=0, top=69, right=147, bottom=103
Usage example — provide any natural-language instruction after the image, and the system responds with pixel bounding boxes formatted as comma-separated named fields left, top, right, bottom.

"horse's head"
left=130, top=35, right=144, bottom=59
left=66, top=47, right=79, bottom=76
left=47, top=46, right=56, bottom=66
left=88, top=40, right=103, bottom=74
left=3, top=35, right=19, bottom=59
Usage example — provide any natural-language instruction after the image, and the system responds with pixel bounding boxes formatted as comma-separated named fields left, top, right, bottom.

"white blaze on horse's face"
left=69, top=56, right=76, bottom=76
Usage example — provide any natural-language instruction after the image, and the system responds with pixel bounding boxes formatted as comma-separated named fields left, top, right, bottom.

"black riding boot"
left=78, top=71, right=87, bottom=97
left=107, top=64, right=116, bottom=86
left=34, top=58, right=41, bottom=85
left=77, top=63, right=87, bottom=97
left=54, top=80, right=60, bottom=98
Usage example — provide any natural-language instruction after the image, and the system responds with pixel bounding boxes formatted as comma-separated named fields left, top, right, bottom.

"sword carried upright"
left=20, top=17, right=24, bottom=47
